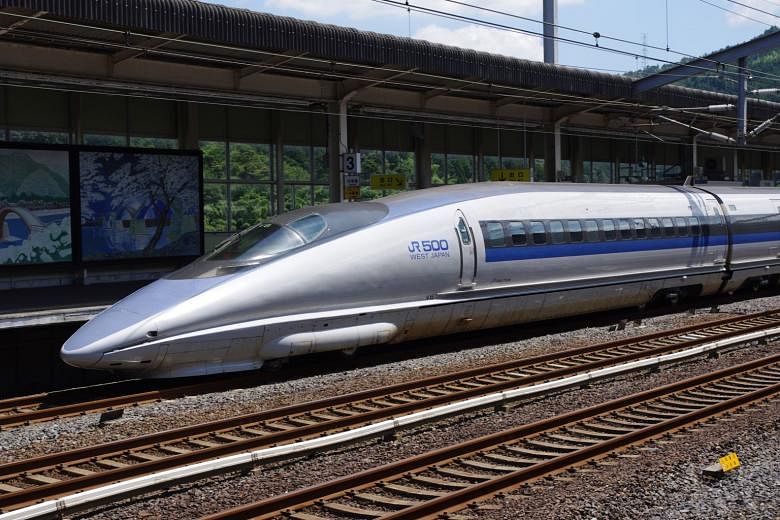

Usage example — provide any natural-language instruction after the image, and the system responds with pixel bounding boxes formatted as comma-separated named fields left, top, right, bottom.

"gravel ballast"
left=3, top=296, right=779, bottom=519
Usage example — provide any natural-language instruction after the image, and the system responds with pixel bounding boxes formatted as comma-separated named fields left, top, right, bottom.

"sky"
left=199, top=0, right=780, bottom=76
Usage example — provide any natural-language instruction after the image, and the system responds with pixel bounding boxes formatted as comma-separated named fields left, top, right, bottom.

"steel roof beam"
left=632, top=30, right=780, bottom=95
left=0, top=9, right=45, bottom=36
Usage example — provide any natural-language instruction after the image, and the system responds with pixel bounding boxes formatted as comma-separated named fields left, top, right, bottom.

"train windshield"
left=208, top=214, right=326, bottom=262
left=166, top=202, right=388, bottom=279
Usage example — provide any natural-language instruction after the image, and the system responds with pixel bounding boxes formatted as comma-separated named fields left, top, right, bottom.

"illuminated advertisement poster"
left=80, top=152, right=201, bottom=260
left=0, top=148, right=71, bottom=265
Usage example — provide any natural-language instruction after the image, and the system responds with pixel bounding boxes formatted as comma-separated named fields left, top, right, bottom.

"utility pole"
left=543, top=0, right=557, bottom=64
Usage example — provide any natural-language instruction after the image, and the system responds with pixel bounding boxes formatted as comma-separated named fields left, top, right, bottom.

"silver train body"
left=61, top=183, right=780, bottom=378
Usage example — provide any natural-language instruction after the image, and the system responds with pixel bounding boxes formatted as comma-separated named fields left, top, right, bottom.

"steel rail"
left=0, top=311, right=779, bottom=512
left=0, top=375, right=265, bottom=430
left=203, top=354, right=780, bottom=520
left=0, top=310, right=775, bottom=431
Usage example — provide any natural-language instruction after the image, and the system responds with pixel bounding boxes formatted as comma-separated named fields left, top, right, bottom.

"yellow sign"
left=719, top=452, right=741, bottom=472
left=490, top=168, right=531, bottom=182
left=344, top=186, right=361, bottom=200
left=370, top=174, right=406, bottom=190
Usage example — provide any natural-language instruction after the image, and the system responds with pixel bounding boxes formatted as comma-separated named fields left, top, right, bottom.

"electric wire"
left=437, top=0, right=780, bottom=82
left=699, top=0, right=777, bottom=26
left=395, top=0, right=780, bottom=83
left=0, top=11, right=776, bottom=135
left=722, top=0, right=780, bottom=19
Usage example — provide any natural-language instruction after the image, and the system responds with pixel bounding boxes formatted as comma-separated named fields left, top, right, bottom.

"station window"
left=130, top=137, right=178, bottom=149
left=431, top=153, right=475, bottom=185
left=360, top=149, right=415, bottom=200
left=9, top=129, right=69, bottom=144
left=83, top=134, right=127, bottom=146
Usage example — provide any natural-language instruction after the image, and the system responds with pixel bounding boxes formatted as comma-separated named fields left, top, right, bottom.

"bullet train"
left=61, top=182, right=780, bottom=378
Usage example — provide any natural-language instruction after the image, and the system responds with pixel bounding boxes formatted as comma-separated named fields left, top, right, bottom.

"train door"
left=455, top=210, right=477, bottom=289
left=705, top=199, right=729, bottom=266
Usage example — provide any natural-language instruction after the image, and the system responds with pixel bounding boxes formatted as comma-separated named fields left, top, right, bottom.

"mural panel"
left=0, top=148, right=71, bottom=265
left=80, top=152, right=201, bottom=260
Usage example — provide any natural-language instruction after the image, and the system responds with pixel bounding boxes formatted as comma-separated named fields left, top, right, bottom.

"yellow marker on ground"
left=719, top=452, right=741, bottom=472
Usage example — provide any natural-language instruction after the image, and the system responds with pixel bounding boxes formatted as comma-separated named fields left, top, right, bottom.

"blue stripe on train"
left=485, top=234, right=739, bottom=262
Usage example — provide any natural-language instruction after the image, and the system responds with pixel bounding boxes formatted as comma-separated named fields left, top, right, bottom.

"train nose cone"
left=60, top=343, right=103, bottom=368
left=60, top=308, right=150, bottom=368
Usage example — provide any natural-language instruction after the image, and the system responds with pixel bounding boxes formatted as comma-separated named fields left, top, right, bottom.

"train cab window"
left=647, top=218, right=662, bottom=238
left=482, top=221, right=506, bottom=247
left=618, top=219, right=632, bottom=240
left=601, top=219, right=616, bottom=241
left=567, top=220, right=583, bottom=242
left=457, top=217, right=472, bottom=245
left=675, top=217, right=688, bottom=236
left=530, top=221, right=547, bottom=245
left=508, top=221, right=527, bottom=246
left=661, top=217, right=675, bottom=236
left=688, top=217, right=701, bottom=236
left=583, top=220, right=599, bottom=242
left=209, top=216, right=325, bottom=262
left=288, top=214, right=327, bottom=242
left=632, top=218, right=646, bottom=239
left=549, top=220, right=566, bottom=244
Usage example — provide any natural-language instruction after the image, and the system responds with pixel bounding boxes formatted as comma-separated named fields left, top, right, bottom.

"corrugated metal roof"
left=0, top=0, right=776, bottom=115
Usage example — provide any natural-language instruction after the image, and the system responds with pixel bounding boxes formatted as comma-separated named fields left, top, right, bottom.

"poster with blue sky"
left=0, top=148, right=71, bottom=265
left=80, top=152, right=201, bottom=261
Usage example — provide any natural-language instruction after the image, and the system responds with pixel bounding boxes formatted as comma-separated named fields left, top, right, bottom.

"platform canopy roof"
left=0, top=0, right=778, bottom=136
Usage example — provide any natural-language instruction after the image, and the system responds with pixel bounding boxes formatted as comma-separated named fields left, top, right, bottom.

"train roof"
left=378, top=182, right=780, bottom=220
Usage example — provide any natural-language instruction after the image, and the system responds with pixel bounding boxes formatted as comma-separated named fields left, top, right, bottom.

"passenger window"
left=601, top=219, right=616, bottom=241
left=549, top=220, right=565, bottom=244
left=583, top=220, right=599, bottom=242
left=688, top=217, right=701, bottom=236
left=457, top=217, right=471, bottom=245
left=647, top=218, right=661, bottom=238
left=508, top=221, right=527, bottom=246
left=530, top=221, right=546, bottom=245
left=675, top=217, right=688, bottom=236
left=567, top=220, right=583, bottom=242
left=661, top=217, right=675, bottom=236
left=633, top=218, right=646, bottom=239
left=618, top=219, right=632, bottom=240
left=482, top=221, right=506, bottom=247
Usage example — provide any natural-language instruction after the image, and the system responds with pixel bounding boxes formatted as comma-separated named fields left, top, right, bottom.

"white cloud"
left=720, top=0, right=779, bottom=27
left=413, top=23, right=542, bottom=60
left=261, top=0, right=399, bottom=19
left=259, top=0, right=585, bottom=21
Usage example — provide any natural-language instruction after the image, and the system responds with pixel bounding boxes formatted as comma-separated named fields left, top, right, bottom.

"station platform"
left=0, top=281, right=149, bottom=330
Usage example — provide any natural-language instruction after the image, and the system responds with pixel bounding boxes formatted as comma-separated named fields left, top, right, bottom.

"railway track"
left=0, top=373, right=268, bottom=431
left=1, top=310, right=779, bottom=513
left=203, top=353, right=780, bottom=520
left=0, top=310, right=775, bottom=432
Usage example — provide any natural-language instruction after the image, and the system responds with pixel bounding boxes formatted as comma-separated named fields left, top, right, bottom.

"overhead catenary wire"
left=721, top=0, right=780, bottom=19
left=376, top=0, right=780, bottom=84
left=435, top=0, right=780, bottom=82
left=0, top=10, right=776, bottom=136
left=699, top=0, right=777, bottom=26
